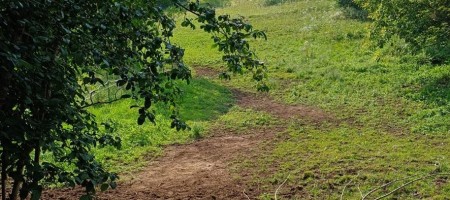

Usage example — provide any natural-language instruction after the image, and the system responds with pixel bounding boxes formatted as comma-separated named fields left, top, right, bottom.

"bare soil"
left=193, top=66, right=221, bottom=78
left=45, top=128, right=278, bottom=200
left=43, top=71, right=331, bottom=200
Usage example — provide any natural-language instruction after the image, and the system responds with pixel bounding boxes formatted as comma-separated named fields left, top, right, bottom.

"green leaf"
left=100, top=183, right=109, bottom=192
left=144, top=97, right=151, bottom=109
left=137, top=115, right=145, bottom=125
left=121, top=94, right=132, bottom=99
left=117, top=79, right=127, bottom=86
left=83, top=77, right=91, bottom=84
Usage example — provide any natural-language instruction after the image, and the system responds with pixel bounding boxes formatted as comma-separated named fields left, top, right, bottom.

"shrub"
left=361, top=0, right=450, bottom=64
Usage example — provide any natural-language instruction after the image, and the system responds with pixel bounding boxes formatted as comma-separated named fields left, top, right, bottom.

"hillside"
left=44, top=0, right=450, bottom=199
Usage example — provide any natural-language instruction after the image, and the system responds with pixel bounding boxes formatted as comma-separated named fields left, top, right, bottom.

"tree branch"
left=362, top=176, right=411, bottom=200
left=274, top=174, right=290, bottom=200
left=374, top=173, right=450, bottom=200
left=174, top=1, right=200, bottom=16
left=340, top=180, right=353, bottom=200
left=81, top=98, right=125, bottom=109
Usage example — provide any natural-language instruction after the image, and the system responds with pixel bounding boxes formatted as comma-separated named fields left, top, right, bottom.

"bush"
left=361, top=0, right=450, bottom=64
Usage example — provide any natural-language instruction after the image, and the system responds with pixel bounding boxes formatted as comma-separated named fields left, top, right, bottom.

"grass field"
left=174, top=0, right=450, bottom=198
left=71, top=0, right=450, bottom=198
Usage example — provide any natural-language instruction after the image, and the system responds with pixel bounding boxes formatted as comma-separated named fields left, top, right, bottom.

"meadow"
left=86, top=0, right=450, bottom=198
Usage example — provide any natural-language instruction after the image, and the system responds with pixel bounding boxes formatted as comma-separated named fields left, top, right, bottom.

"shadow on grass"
left=176, top=78, right=235, bottom=121
left=417, top=74, right=450, bottom=106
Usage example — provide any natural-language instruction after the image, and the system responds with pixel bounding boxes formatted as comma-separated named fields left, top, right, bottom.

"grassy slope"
left=172, top=0, right=450, bottom=199
left=71, top=0, right=450, bottom=198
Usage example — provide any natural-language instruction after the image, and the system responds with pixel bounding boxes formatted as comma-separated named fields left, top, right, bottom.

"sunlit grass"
left=217, top=106, right=276, bottom=131
left=240, top=124, right=450, bottom=199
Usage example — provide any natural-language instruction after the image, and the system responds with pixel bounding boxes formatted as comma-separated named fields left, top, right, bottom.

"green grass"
left=49, top=0, right=450, bottom=197
left=191, top=0, right=450, bottom=134
left=129, top=0, right=450, bottom=198
left=88, top=78, right=234, bottom=172
left=217, top=106, right=276, bottom=131
left=170, top=0, right=450, bottom=198
left=237, top=124, right=450, bottom=199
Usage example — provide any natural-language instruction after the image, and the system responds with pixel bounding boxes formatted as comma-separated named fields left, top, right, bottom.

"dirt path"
left=47, top=128, right=279, bottom=200
left=44, top=68, right=331, bottom=200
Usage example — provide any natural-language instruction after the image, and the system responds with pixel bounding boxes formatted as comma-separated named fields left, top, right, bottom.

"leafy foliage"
left=0, top=0, right=266, bottom=199
left=360, top=0, right=450, bottom=63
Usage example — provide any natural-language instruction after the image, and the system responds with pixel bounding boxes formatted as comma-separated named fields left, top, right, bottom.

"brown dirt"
left=194, top=67, right=221, bottom=78
left=231, top=89, right=332, bottom=123
left=44, top=128, right=279, bottom=200
left=43, top=78, right=332, bottom=200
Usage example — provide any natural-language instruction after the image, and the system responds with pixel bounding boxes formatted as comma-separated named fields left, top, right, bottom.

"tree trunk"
left=0, top=67, right=11, bottom=111
left=32, top=146, right=40, bottom=189
left=1, top=146, right=6, bottom=200
left=9, top=162, right=24, bottom=200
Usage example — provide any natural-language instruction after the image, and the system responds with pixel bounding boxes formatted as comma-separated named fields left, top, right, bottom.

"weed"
left=190, top=124, right=205, bottom=140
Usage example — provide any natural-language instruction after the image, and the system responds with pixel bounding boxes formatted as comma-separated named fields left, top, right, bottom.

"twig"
left=340, top=180, right=353, bottom=200
left=357, top=184, right=363, bottom=199
left=174, top=2, right=201, bottom=16
left=374, top=174, right=435, bottom=200
left=274, top=174, right=290, bottom=200
left=81, top=98, right=124, bottom=108
left=362, top=176, right=412, bottom=200
left=243, top=189, right=251, bottom=200
left=363, top=173, right=450, bottom=200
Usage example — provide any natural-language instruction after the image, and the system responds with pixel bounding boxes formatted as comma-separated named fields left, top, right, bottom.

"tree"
left=358, top=0, right=450, bottom=63
left=0, top=0, right=267, bottom=199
